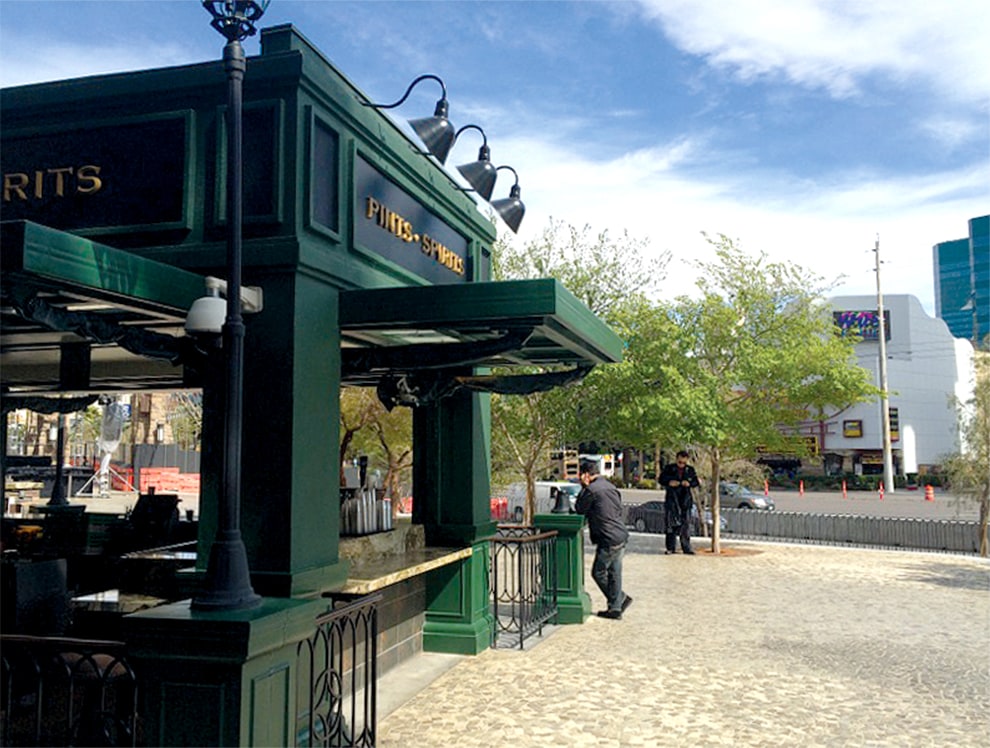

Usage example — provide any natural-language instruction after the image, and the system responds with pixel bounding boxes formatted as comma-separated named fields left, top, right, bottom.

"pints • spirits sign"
left=1, top=114, right=190, bottom=233
left=354, top=156, right=468, bottom=284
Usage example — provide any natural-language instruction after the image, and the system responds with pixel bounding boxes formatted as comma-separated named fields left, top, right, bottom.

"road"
left=621, top=486, right=982, bottom=521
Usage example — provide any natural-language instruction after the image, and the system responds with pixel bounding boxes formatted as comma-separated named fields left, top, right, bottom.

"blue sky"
left=1, top=0, right=987, bottom=314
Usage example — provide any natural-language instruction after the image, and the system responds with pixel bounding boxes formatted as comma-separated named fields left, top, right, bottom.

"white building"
left=819, top=295, right=974, bottom=476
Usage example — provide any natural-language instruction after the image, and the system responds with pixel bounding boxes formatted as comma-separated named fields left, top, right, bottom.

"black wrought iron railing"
left=297, top=593, right=382, bottom=747
left=490, top=526, right=558, bottom=649
left=0, top=635, right=139, bottom=747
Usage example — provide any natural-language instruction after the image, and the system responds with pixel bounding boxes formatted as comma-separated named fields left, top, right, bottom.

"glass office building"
left=933, top=215, right=989, bottom=347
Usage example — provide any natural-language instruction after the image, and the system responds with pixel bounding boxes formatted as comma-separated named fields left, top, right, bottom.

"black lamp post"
left=192, top=0, right=269, bottom=611
left=47, top=414, right=68, bottom=507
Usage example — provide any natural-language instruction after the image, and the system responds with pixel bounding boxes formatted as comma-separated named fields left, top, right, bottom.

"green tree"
left=369, top=406, right=413, bottom=510
left=490, top=220, right=667, bottom=522
left=617, top=234, right=877, bottom=552
left=340, top=387, right=413, bottom=512
left=942, top=352, right=989, bottom=556
left=166, top=393, right=203, bottom=450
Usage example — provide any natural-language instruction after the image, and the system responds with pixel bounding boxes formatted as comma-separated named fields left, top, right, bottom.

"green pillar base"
left=535, top=513, right=591, bottom=624
left=251, top=559, right=351, bottom=598
left=423, top=540, right=493, bottom=655
left=122, top=596, right=326, bottom=747
left=557, top=590, right=593, bottom=624
left=422, top=615, right=492, bottom=655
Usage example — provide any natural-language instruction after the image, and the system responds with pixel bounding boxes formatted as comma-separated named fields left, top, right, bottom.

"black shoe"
left=683, top=549, right=696, bottom=555
left=597, top=610, right=622, bottom=620
left=664, top=550, right=674, bottom=555
left=621, top=595, right=634, bottom=613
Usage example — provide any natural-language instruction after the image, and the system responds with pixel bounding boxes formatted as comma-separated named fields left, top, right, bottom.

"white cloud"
left=917, top=116, right=986, bottom=152
left=0, top=35, right=202, bottom=88
left=493, top=131, right=986, bottom=316
left=633, top=0, right=990, bottom=105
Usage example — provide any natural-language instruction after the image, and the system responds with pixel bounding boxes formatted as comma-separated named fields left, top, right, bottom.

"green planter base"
left=535, top=513, right=591, bottom=624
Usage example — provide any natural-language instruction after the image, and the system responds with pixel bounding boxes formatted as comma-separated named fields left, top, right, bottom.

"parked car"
left=506, top=481, right=581, bottom=522
left=719, top=482, right=775, bottom=510
left=625, top=500, right=727, bottom=534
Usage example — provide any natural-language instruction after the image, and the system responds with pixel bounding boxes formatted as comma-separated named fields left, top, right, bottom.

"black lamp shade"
left=409, top=114, right=456, bottom=164
left=492, top=184, right=525, bottom=233
left=457, top=158, right=497, bottom=201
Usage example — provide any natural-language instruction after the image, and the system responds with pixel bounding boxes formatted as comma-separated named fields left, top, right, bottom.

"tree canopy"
left=942, top=352, right=989, bottom=556
left=490, top=220, right=667, bottom=521
left=606, top=234, right=878, bottom=550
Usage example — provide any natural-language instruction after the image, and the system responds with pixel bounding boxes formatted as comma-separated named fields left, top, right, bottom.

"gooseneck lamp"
left=192, top=0, right=269, bottom=611
left=453, top=124, right=497, bottom=201
left=491, top=165, right=525, bottom=233
left=367, top=74, right=456, bottom=164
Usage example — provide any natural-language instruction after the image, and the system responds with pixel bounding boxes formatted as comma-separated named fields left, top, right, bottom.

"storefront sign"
left=843, top=420, right=863, bottom=438
left=833, top=310, right=891, bottom=341
left=354, top=156, right=468, bottom=284
left=1, top=114, right=189, bottom=232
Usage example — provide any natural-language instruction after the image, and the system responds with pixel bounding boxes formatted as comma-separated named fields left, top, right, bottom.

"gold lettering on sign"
left=3, top=173, right=29, bottom=201
left=76, top=165, right=103, bottom=194
left=364, top=195, right=465, bottom=277
left=2, top=165, right=103, bottom=202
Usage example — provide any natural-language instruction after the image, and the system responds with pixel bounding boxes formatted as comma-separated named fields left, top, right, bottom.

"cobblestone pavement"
left=379, top=537, right=990, bottom=747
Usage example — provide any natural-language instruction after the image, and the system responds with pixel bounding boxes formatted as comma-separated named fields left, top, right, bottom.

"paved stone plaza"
left=379, top=537, right=990, bottom=747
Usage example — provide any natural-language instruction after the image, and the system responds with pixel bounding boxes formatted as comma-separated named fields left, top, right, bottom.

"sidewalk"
left=379, top=536, right=990, bottom=747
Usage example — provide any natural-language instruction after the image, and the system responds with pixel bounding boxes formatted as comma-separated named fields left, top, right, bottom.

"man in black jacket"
left=659, top=450, right=700, bottom=555
left=575, top=460, right=632, bottom=620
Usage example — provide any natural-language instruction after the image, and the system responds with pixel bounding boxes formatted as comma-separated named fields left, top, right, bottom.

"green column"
left=199, top=271, right=349, bottom=598
left=414, top=388, right=496, bottom=654
left=535, top=513, right=592, bottom=624
left=123, top=597, right=325, bottom=747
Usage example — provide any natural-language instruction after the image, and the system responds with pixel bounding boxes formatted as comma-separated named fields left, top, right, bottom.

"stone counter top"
left=71, top=588, right=167, bottom=614
left=338, top=546, right=473, bottom=595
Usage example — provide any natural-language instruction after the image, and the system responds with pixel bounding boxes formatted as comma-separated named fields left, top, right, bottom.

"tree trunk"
left=710, top=446, right=722, bottom=554
left=979, top=491, right=988, bottom=558
left=525, top=472, right=537, bottom=526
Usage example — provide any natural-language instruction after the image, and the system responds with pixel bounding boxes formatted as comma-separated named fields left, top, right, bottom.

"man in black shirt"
left=659, top=450, right=700, bottom=555
left=575, top=460, right=632, bottom=620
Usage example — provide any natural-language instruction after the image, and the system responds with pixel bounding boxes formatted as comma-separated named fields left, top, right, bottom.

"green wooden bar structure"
left=1, top=24, right=620, bottom=745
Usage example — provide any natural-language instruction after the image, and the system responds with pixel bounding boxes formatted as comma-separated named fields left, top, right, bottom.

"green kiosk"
left=1, top=24, right=621, bottom=745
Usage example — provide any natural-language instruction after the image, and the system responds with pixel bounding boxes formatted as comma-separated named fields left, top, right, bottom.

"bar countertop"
left=338, top=545, right=472, bottom=595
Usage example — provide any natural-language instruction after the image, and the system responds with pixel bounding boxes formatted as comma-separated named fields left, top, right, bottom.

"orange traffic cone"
left=879, top=481, right=885, bottom=500
left=842, top=480, right=847, bottom=499
left=764, top=479, right=769, bottom=496
left=924, top=485, right=935, bottom=502
left=799, top=480, right=804, bottom=497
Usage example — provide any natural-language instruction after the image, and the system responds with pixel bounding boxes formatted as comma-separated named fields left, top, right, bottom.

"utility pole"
left=873, top=236, right=895, bottom=494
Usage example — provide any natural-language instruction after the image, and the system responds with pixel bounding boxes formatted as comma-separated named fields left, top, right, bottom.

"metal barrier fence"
left=0, top=635, right=139, bottom=747
left=721, top=509, right=982, bottom=553
left=490, top=526, right=558, bottom=649
left=297, top=593, right=382, bottom=747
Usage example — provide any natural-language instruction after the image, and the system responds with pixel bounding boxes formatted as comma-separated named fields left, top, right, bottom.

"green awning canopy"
left=1, top=221, right=207, bottom=393
left=2, top=221, right=624, bottom=397
left=339, top=279, right=624, bottom=387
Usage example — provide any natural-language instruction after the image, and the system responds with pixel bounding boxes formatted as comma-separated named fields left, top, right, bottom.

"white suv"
left=506, top=481, right=581, bottom=522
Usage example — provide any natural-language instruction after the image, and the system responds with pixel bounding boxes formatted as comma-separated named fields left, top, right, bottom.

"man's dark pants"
left=591, top=542, right=627, bottom=612
left=665, top=521, right=693, bottom=553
